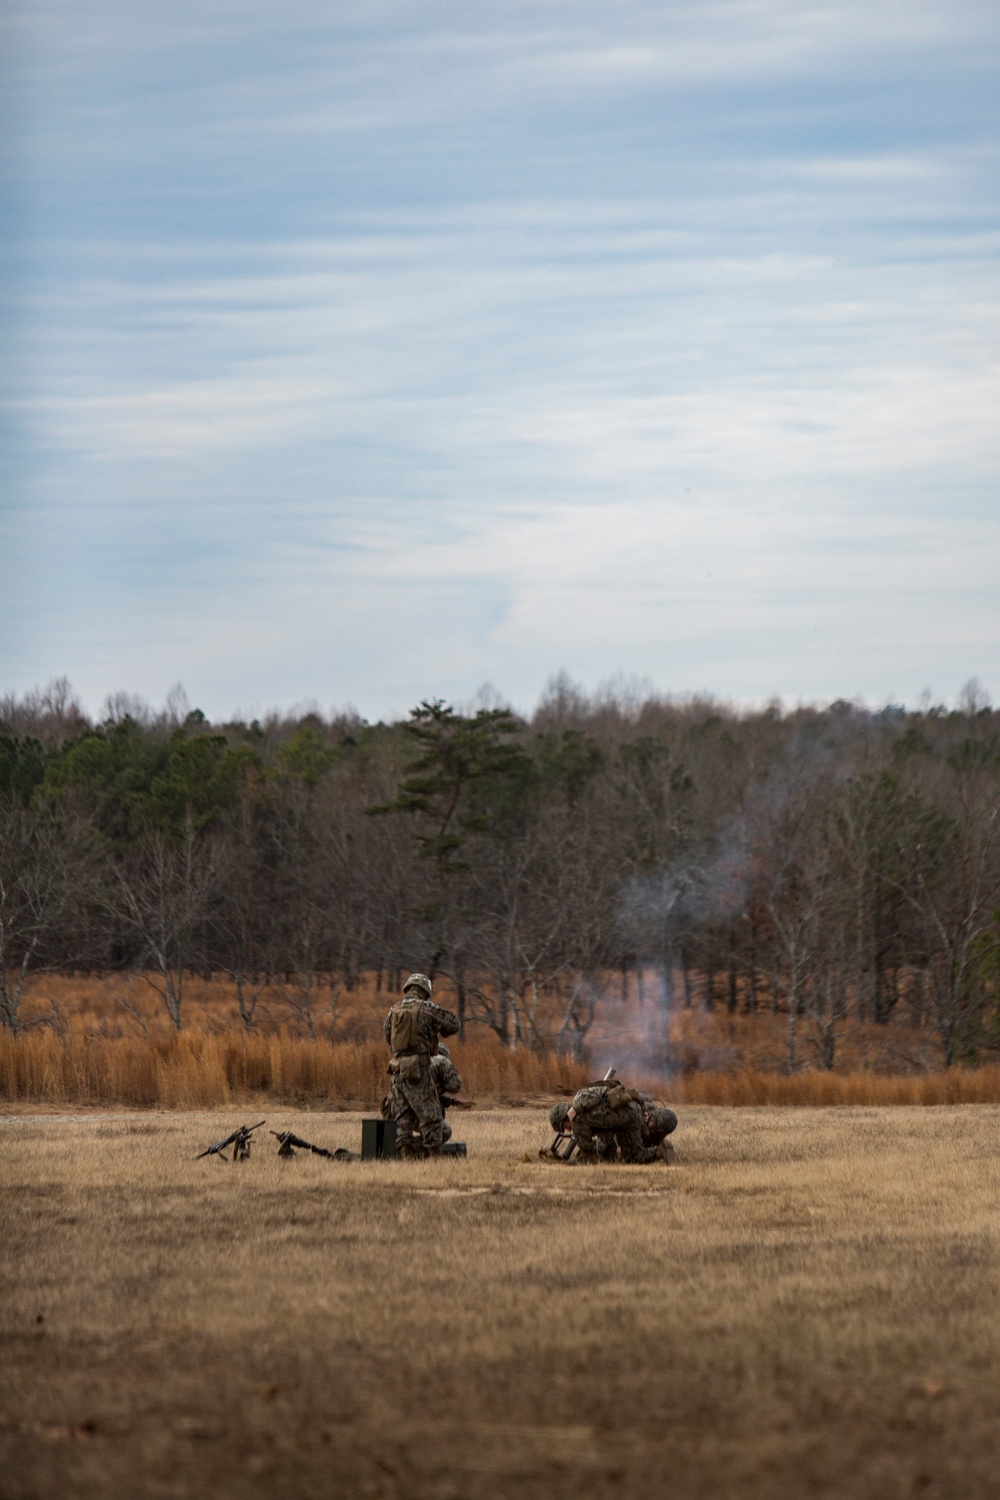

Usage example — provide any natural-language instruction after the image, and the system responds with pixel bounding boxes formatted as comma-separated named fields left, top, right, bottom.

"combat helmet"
left=549, top=1101, right=572, bottom=1133
left=403, top=972, right=432, bottom=998
left=647, top=1106, right=678, bottom=1137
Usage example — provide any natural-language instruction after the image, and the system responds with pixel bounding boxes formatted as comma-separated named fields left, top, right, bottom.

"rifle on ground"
left=195, top=1121, right=266, bottom=1162
left=270, top=1130, right=338, bottom=1160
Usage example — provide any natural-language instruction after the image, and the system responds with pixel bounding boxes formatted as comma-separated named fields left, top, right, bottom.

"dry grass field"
left=3, top=1108, right=999, bottom=1499
left=6, top=970, right=984, bottom=1107
left=8, top=973, right=1000, bottom=1110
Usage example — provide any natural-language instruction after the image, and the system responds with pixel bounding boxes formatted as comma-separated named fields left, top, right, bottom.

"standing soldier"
left=382, top=973, right=459, bottom=1159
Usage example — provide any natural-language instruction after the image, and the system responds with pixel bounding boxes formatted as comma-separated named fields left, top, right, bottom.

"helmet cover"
left=649, top=1106, right=678, bottom=1137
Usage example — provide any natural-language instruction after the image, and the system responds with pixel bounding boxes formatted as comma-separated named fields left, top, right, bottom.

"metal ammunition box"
left=361, top=1118, right=397, bottom=1159
left=360, top=1120, right=467, bottom=1159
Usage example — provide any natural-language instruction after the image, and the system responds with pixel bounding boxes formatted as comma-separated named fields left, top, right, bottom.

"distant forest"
left=2, top=676, right=999, bottom=1069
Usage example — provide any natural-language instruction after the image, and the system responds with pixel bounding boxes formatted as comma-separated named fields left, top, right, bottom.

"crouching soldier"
left=383, top=973, right=459, bottom=1159
left=565, top=1078, right=676, bottom=1164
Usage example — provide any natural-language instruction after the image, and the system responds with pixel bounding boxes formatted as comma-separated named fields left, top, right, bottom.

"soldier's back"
left=572, top=1084, right=611, bottom=1114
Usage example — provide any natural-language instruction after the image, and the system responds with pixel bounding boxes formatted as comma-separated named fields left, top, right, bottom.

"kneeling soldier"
left=430, top=1044, right=463, bottom=1144
left=385, top=1043, right=465, bottom=1152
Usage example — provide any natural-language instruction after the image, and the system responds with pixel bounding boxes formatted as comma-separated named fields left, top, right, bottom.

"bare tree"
left=748, top=764, right=843, bottom=1074
left=213, top=788, right=276, bottom=1031
left=0, top=805, right=100, bottom=1032
left=897, top=768, right=1000, bottom=1065
left=112, top=821, right=218, bottom=1030
left=0, top=677, right=88, bottom=746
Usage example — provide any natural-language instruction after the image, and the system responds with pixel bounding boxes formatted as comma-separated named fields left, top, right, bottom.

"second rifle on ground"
left=270, top=1130, right=341, bottom=1160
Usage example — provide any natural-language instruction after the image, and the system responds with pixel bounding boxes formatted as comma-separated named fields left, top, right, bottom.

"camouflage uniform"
left=382, top=980, right=459, bottom=1156
left=430, top=1051, right=463, bottom=1145
left=390, top=1050, right=464, bottom=1148
left=642, top=1106, right=678, bottom=1149
left=569, top=1082, right=662, bottom=1164
left=596, top=1103, right=678, bottom=1161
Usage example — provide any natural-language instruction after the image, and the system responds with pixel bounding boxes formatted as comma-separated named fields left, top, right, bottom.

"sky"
left=2, top=0, right=998, bottom=722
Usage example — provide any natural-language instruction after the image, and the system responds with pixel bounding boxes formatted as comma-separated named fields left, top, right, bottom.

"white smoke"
left=599, top=834, right=750, bottom=1082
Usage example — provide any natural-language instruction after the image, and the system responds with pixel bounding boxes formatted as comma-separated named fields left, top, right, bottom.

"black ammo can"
left=361, top=1118, right=397, bottom=1159
left=360, top=1120, right=467, bottom=1158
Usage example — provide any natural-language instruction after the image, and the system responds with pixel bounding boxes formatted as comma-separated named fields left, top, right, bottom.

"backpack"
left=389, top=997, right=425, bottom=1055
left=582, top=1080, right=636, bottom=1110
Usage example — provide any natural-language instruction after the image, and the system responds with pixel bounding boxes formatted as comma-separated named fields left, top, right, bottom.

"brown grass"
left=0, top=1028, right=591, bottom=1109
left=678, top=1065, right=1000, bottom=1105
left=3, top=1106, right=1000, bottom=1498
left=4, top=970, right=994, bottom=1110
left=5, top=1026, right=1000, bottom=1110
left=17, top=969, right=959, bottom=1074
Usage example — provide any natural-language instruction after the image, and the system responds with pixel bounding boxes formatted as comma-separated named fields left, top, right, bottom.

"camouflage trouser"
left=390, top=1069, right=446, bottom=1153
left=572, top=1100, right=660, bottom=1164
left=397, top=1116, right=453, bottom=1149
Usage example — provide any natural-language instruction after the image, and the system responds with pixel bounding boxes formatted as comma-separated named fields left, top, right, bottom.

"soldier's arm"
left=427, top=1001, right=460, bottom=1037
left=441, top=1060, right=462, bottom=1093
left=382, top=1012, right=393, bottom=1046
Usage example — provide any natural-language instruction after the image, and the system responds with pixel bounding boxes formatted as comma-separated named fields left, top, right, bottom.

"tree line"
left=2, top=675, right=999, bottom=1070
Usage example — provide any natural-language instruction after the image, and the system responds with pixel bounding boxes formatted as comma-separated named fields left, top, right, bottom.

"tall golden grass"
left=4, top=1026, right=1000, bottom=1107
left=5, top=971, right=997, bottom=1110
left=0, top=1028, right=592, bottom=1109
left=18, top=971, right=964, bottom=1081
left=678, top=1065, right=1000, bottom=1106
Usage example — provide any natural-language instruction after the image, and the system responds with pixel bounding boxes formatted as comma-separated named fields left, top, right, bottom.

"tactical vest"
left=389, top=997, right=426, bottom=1056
